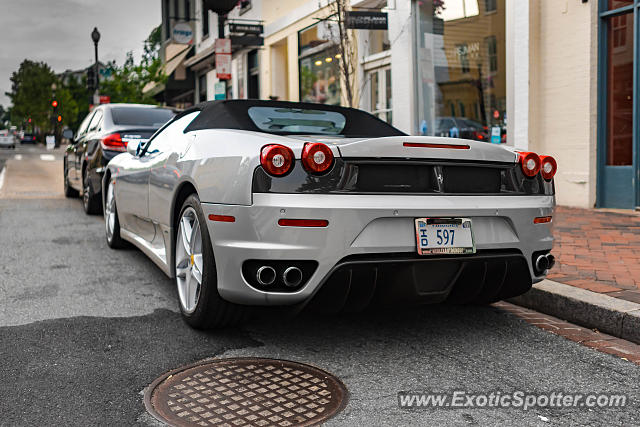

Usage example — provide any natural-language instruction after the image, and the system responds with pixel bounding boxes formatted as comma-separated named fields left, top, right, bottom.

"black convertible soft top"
left=182, top=99, right=406, bottom=137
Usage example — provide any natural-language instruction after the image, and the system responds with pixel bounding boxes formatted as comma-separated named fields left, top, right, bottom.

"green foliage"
left=61, top=75, right=88, bottom=131
left=100, top=25, right=166, bottom=105
left=6, top=60, right=57, bottom=131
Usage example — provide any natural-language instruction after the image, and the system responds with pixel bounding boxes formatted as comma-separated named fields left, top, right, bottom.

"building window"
left=199, top=74, right=207, bottom=102
left=174, top=0, right=180, bottom=20
left=366, top=66, right=392, bottom=124
left=248, top=50, right=260, bottom=99
left=486, top=35, right=498, bottom=72
left=415, top=0, right=506, bottom=141
left=298, top=22, right=341, bottom=105
left=202, top=0, right=209, bottom=37
left=185, top=0, right=191, bottom=21
left=164, top=0, right=171, bottom=40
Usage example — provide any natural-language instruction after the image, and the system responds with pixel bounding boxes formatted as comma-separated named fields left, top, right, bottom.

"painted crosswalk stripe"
left=40, top=154, right=55, bottom=161
left=14, top=154, right=22, bottom=160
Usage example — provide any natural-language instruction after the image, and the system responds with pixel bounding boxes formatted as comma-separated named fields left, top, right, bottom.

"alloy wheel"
left=175, top=207, right=203, bottom=314
left=83, top=175, right=90, bottom=210
left=105, top=180, right=116, bottom=240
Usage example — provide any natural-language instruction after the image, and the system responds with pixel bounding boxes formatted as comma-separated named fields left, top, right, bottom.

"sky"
left=0, top=0, right=161, bottom=106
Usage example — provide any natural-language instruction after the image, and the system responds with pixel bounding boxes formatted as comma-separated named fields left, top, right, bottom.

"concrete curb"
left=508, top=279, right=640, bottom=345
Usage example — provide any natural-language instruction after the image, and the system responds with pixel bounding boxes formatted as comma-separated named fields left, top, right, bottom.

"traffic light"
left=52, top=100, right=58, bottom=108
left=57, top=115, right=62, bottom=122
left=87, top=67, right=96, bottom=92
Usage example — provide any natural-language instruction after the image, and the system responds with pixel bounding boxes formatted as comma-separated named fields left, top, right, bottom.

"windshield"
left=248, top=107, right=346, bottom=135
left=111, top=107, right=175, bottom=127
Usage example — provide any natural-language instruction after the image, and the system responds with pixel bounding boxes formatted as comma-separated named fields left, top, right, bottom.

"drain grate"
left=144, top=358, right=348, bottom=427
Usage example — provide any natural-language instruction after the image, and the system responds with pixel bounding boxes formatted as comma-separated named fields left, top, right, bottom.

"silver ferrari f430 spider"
left=103, top=100, right=556, bottom=328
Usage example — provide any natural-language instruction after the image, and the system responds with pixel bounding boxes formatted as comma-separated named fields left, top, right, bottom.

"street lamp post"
left=91, top=27, right=101, bottom=94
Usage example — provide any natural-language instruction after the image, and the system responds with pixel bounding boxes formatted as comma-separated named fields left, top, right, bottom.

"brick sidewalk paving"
left=496, top=302, right=640, bottom=365
left=548, top=206, right=640, bottom=304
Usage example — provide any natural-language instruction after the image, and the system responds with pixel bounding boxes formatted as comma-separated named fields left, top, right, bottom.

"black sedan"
left=20, top=133, right=37, bottom=144
left=64, top=103, right=175, bottom=214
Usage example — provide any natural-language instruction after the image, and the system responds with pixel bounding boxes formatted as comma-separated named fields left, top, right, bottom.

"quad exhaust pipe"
left=534, top=253, right=555, bottom=275
left=283, top=266, right=303, bottom=288
left=256, top=266, right=276, bottom=286
left=255, top=265, right=304, bottom=288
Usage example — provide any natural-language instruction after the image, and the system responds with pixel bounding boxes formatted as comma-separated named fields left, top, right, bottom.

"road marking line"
left=14, top=154, right=22, bottom=160
left=40, top=154, right=55, bottom=161
left=0, top=167, right=5, bottom=192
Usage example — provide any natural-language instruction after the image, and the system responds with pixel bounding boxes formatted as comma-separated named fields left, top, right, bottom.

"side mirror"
left=62, top=129, right=74, bottom=140
left=127, top=140, right=141, bottom=156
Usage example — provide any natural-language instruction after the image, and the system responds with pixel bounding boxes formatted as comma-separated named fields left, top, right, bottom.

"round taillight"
left=261, top=144, right=294, bottom=176
left=301, top=142, right=334, bottom=174
left=540, top=155, right=557, bottom=181
left=518, top=151, right=541, bottom=177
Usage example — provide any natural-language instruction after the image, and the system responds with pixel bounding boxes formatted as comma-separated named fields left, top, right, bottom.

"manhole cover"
left=144, top=358, right=349, bottom=427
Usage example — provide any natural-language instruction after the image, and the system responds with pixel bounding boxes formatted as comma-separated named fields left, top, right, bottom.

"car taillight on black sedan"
left=101, top=133, right=127, bottom=152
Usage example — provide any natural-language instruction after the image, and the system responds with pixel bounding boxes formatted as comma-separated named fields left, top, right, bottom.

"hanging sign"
left=172, top=22, right=194, bottom=44
left=229, top=23, right=263, bottom=35
left=345, top=11, right=388, bottom=30
left=216, top=53, right=231, bottom=80
left=215, top=38, right=231, bottom=54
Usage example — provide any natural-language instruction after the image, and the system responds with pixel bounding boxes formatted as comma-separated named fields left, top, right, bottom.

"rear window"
left=248, top=107, right=346, bottom=135
left=111, top=107, right=175, bottom=127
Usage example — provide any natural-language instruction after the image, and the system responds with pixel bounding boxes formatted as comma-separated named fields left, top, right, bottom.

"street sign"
left=216, top=53, right=231, bottom=80
left=214, top=81, right=226, bottom=100
left=45, top=135, right=55, bottom=150
left=345, top=11, right=388, bottom=30
left=215, top=38, right=231, bottom=54
left=172, top=22, right=194, bottom=44
left=229, top=23, right=263, bottom=35
left=491, top=126, right=501, bottom=144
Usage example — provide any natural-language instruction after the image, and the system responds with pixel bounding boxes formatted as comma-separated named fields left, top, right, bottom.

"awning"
left=143, top=46, right=192, bottom=95
left=183, top=45, right=215, bottom=70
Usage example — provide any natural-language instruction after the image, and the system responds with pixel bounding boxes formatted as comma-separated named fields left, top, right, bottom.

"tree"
left=99, top=25, right=166, bottom=105
left=6, top=60, right=57, bottom=131
left=324, top=0, right=358, bottom=108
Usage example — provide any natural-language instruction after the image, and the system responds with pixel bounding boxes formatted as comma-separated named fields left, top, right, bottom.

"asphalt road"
left=1, top=145, right=639, bottom=426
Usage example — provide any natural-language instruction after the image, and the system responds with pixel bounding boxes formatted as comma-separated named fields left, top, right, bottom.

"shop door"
left=599, top=3, right=638, bottom=208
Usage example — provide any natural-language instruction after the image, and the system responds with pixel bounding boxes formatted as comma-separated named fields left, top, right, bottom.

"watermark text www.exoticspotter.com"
left=398, top=391, right=628, bottom=410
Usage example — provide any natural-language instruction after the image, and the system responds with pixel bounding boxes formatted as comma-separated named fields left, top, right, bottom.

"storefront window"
left=299, top=23, right=341, bottom=105
left=605, top=12, right=633, bottom=165
left=414, top=0, right=506, bottom=143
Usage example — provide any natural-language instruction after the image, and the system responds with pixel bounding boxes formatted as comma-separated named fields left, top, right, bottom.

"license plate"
left=414, top=218, right=475, bottom=255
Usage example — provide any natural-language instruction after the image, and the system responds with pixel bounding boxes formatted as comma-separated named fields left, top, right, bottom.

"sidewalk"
left=548, top=206, right=640, bottom=304
left=509, top=206, right=640, bottom=345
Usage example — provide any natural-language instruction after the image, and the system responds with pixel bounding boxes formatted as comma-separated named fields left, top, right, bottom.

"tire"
left=82, top=168, right=102, bottom=215
left=63, top=158, right=79, bottom=198
left=104, top=177, right=125, bottom=249
left=175, top=194, right=248, bottom=329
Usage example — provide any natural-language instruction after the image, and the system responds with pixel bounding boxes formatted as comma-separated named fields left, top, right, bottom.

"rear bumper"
left=305, top=250, right=532, bottom=312
left=201, top=193, right=554, bottom=306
